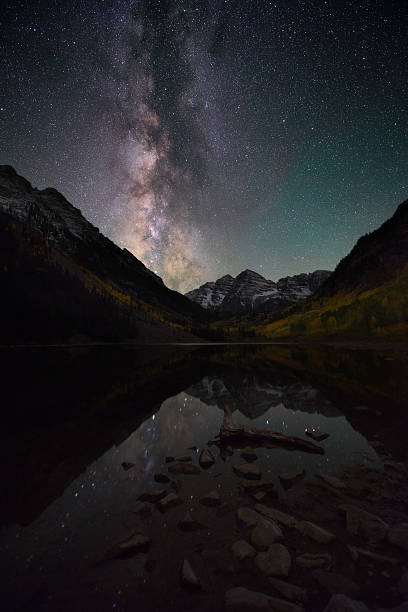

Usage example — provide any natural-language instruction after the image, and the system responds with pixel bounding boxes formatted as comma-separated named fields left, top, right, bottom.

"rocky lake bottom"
left=1, top=343, right=407, bottom=612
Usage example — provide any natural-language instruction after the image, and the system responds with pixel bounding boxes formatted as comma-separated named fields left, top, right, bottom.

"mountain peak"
left=186, top=268, right=331, bottom=314
left=237, top=269, right=266, bottom=280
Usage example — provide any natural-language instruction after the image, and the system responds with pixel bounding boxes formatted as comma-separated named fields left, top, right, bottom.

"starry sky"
left=1, top=0, right=408, bottom=292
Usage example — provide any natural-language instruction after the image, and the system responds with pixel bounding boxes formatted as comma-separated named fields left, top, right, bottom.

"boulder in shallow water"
left=319, top=474, right=346, bottom=489
left=154, top=472, right=170, bottom=483
left=199, top=448, right=215, bottom=468
left=168, top=462, right=200, bottom=475
left=313, top=570, right=360, bottom=598
left=112, top=533, right=152, bottom=558
left=180, top=558, right=200, bottom=589
left=254, top=504, right=297, bottom=528
left=347, top=546, right=398, bottom=565
left=296, top=552, right=332, bottom=569
left=241, top=447, right=258, bottom=462
left=137, top=489, right=167, bottom=503
left=296, top=520, right=335, bottom=544
left=239, top=481, right=276, bottom=500
left=255, top=543, right=291, bottom=577
left=231, top=539, right=257, bottom=560
left=199, top=489, right=221, bottom=507
left=253, top=490, right=268, bottom=502
left=233, top=463, right=262, bottom=480
left=178, top=512, right=203, bottom=532
left=305, top=429, right=329, bottom=442
left=339, top=504, right=388, bottom=545
left=236, top=506, right=263, bottom=528
left=279, top=467, right=305, bottom=487
left=251, top=519, right=283, bottom=550
left=268, top=577, right=307, bottom=603
left=157, top=492, right=183, bottom=511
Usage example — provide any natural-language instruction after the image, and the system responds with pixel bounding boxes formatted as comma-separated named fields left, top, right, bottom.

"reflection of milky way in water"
left=1, top=385, right=381, bottom=610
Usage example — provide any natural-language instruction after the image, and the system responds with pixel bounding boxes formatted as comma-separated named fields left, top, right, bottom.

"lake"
left=1, top=343, right=408, bottom=611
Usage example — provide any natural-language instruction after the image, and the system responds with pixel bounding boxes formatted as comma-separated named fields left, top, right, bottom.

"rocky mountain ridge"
left=186, top=268, right=332, bottom=315
left=0, top=165, right=203, bottom=343
left=252, top=198, right=408, bottom=339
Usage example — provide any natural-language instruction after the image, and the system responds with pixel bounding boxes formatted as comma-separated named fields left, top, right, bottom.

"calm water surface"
left=1, top=343, right=407, bottom=611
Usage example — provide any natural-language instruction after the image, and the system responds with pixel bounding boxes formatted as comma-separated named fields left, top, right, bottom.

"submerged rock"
left=231, top=539, right=257, bottom=560
left=279, top=467, right=305, bottom=487
left=305, top=429, right=329, bottom=442
left=170, top=479, right=182, bottom=493
left=217, top=502, right=236, bottom=518
left=112, top=533, right=152, bottom=558
left=137, top=489, right=167, bottom=503
left=347, top=546, right=398, bottom=565
left=319, top=474, right=346, bottom=489
left=313, top=570, right=360, bottom=598
left=178, top=512, right=203, bottom=532
left=225, top=587, right=304, bottom=612
left=168, top=462, right=200, bottom=475
left=323, top=594, right=369, bottom=612
left=199, top=448, right=215, bottom=469
left=158, top=493, right=183, bottom=511
left=233, top=463, right=262, bottom=480
left=180, top=558, right=200, bottom=589
left=268, top=577, right=307, bottom=603
left=296, top=553, right=332, bottom=569
left=154, top=473, right=170, bottom=483
left=253, top=490, right=268, bottom=502
left=241, top=447, right=258, bottom=462
left=200, top=490, right=221, bottom=507
left=255, top=543, right=291, bottom=577
left=296, top=520, right=335, bottom=544
left=250, top=519, right=283, bottom=550
left=239, top=482, right=276, bottom=500
left=339, top=504, right=388, bottom=544
left=254, top=504, right=297, bottom=528
left=236, top=507, right=263, bottom=528
left=133, top=503, right=152, bottom=519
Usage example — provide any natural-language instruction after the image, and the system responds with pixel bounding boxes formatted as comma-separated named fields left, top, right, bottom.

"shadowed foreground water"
left=1, top=343, right=407, bottom=611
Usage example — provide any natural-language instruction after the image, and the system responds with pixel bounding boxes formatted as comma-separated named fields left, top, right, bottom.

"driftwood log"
left=215, top=409, right=324, bottom=455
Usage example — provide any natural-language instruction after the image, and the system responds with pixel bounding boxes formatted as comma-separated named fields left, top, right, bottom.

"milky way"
left=1, top=0, right=408, bottom=291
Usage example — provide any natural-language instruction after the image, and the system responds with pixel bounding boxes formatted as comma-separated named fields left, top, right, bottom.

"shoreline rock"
left=233, top=463, right=262, bottom=480
left=255, top=543, right=292, bottom=577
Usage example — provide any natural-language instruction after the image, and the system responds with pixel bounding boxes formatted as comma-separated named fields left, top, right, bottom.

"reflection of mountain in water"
left=3, top=342, right=407, bottom=527
left=186, top=374, right=340, bottom=419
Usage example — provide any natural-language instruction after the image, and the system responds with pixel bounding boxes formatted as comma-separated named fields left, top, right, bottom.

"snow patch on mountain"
left=185, top=268, right=332, bottom=315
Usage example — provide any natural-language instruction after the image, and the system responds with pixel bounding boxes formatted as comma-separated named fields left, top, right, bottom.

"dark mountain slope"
left=318, top=199, right=408, bottom=296
left=0, top=166, right=204, bottom=343
left=249, top=199, right=408, bottom=339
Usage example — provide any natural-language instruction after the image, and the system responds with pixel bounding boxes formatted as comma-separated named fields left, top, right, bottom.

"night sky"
left=1, top=1, right=407, bottom=292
